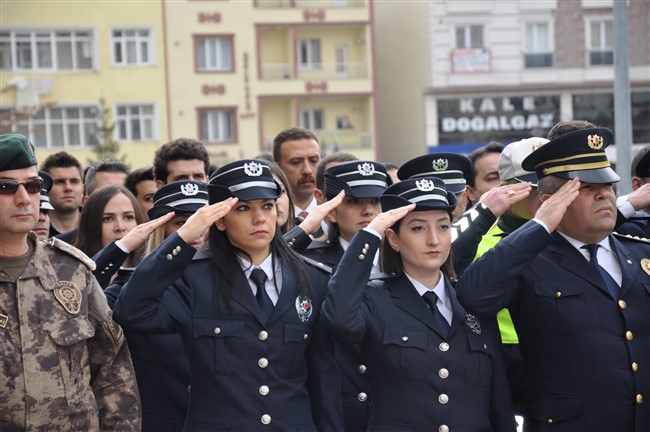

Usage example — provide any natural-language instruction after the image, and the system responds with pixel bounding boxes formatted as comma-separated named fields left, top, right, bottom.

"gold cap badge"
left=641, top=258, right=650, bottom=277
left=587, top=134, right=604, bottom=150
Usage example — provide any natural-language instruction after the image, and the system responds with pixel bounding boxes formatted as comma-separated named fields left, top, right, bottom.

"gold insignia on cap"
left=53, top=281, right=82, bottom=314
left=587, top=134, right=604, bottom=150
left=641, top=258, right=650, bottom=277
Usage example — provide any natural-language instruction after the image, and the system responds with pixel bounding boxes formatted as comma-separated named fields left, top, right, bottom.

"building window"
left=297, top=39, right=321, bottom=70
left=455, top=25, right=483, bottom=48
left=1, top=105, right=99, bottom=148
left=111, top=29, right=153, bottom=66
left=588, top=19, right=613, bottom=65
left=300, top=108, right=323, bottom=130
left=195, top=35, right=233, bottom=72
left=524, top=22, right=553, bottom=68
left=0, top=30, right=94, bottom=71
left=199, top=108, right=235, bottom=143
left=115, top=104, right=156, bottom=141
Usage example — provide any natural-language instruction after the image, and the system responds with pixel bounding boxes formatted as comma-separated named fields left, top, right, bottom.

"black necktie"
left=582, top=244, right=619, bottom=299
left=422, top=291, right=450, bottom=336
left=251, top=268, right=274, bottom=322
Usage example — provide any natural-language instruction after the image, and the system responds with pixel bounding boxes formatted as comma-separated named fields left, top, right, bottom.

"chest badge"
left=641, top=258, right=650, bottom=277
left=53, top=281, right=82, bottom=315
left=465, top=314, right=481, bottom=334
left=295, top=296, right=313, bottom=323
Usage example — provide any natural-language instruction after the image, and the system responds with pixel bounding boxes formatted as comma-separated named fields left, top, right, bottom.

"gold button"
left=166, top=254, right=173, bottom=261
left=402, top=336, right=409, bottom=342
left=213, top=327, right=221, bottom=335
left=258, top=358, right=268, bottom=368
left=303, top=333, right=309, bottom=340
left=364, top=243, right=370, bottom=249
left=627, top=259, right=633, bottom=265
left=632, top=362, right=639, bottom=372
left=439, top=342, right=449, bottom=352
left=258, top=330, right=268, bottom=341
left=259, top=385, right=269, bottom=396
left=358, top=364, right=367, bottom=374
left=438, top=368, right=449, bottom=379
left=618, top=300, right=627, bottom=309
left=626, top=331, right=634, bottom=341
left=438, top=394, right=449, bottom=404
left=175, top=246, right=182, bottom=253
left=362, top=248, right=368, bottom=254
left=358, top=254, right=365, bottom=260
left=555, top=291, right=561, bottom=298
left=547, top=419, right=553, bottom=424
left=261, top=414, right=271, bottom=425
left=172, top=249, right=178, bottom=256
left=358, top=392, right=368, bottom=402
left=636, top=394, right=643, bottom=404
left=439, top=426, right=449, bottom=432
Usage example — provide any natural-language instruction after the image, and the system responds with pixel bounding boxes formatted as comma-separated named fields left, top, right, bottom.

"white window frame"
left=114, top=103, right=157, bottom=141
left=586, top=17, right=613, bottom=66
left=300, top=108, right=323, bottom=130
left=1, top=104, right=100, bottom=148
left=195, top=35, right=233, bottom=72
left=110, top=28, right=154, bottom=66
left=198, top=108, right=235, bottom=143
left=455, top=24, right=483, bottom=49
left=297, top=38, right=321, bottom=70
left=523, top=21, right=553, bottom=68
left=0, top=29, right=95, bottom=71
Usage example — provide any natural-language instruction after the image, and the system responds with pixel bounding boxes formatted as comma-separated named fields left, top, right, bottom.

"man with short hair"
left=616, top=147, right=650, bottom=237
left=40, top=151, right=84, bottom=238
left=153, top=138, right=210, bottom=186
left=0, top=134, right=141, bottom=430
left=467, top=141, right=504, bottom=206
left=125, top=166, right=157, bottom=221
left=459, top=123, right=650, bottom=430
left=273, top=127, right=321, bottom=217
left=84, top=158, right=130, bottom=199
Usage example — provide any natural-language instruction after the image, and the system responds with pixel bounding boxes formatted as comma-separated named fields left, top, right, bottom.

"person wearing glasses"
left=0, top=134, right=141, bottom=430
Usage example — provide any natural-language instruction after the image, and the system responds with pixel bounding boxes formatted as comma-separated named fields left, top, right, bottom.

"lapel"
left=389, top=275, right=447, bottom=338
left=267, top=260, right=298, bottom=325
left=548, top=232, right=612, bottom=298
left=232, top=270, right=266, bottom=326
left=324, top=243, right=344, bottom=267
left=610, top=235, right=639, bottom=297
left=446, top=281, right=467, bottom=338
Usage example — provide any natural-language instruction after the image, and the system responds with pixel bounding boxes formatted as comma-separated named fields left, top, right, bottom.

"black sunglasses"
left=0, top=177, right=44, bottom=195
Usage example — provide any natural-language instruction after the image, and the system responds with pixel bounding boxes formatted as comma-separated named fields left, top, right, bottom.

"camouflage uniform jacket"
left=0, top=234, right=141, bottom=431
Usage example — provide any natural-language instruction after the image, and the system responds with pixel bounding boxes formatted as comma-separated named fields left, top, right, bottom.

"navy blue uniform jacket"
left=113, top=232, right=343, bottom=432
left=303, top=240, right=371, bottom=432
left=458, top=221, right=650, bottom=431
left=322, top=230, right=516, bottom=432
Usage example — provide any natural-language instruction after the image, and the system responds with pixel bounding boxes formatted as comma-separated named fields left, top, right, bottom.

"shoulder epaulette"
left=613, top=232, right=650, bottom=244
left=300, top=255, right=333, bottom=274
left=46, top=237, right=96, bottom=271
left=369, top=271, right=398, bottom=281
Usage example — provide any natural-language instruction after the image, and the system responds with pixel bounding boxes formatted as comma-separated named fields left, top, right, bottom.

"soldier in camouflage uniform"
left=0, top=134, right=141, bottom=431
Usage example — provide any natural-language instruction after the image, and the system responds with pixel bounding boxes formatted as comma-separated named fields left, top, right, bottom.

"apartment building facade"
left=1, top=0, right=377, bottom=168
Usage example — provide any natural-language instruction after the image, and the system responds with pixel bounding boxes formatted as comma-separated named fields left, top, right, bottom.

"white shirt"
left=239, top=254, right=283, bottom=305
left=406, top=271, right=453, bottom=326
left=557, top=231, right=622, bottom=287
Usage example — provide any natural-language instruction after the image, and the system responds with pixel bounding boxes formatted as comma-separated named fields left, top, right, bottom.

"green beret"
left=0, top=134, right=37, bottom=172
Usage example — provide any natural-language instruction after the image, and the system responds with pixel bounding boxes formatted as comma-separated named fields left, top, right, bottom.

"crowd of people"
left=1, top=121, right=649, bottom=431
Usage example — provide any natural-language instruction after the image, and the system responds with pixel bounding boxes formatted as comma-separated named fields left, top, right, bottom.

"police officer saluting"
left=459, top=124, right=650, bottom=431
left=0, top=134, right=141, bottom=430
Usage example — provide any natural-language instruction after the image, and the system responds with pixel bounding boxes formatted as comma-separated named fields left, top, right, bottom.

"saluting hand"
left=177, top=197, right=238, bottom=244
left=119, top=211, right=176, bottom=253
left=299, top=190, right=345, bottom=235
left=479, top=182, right=533, bottom=218
left=534, top=177, right=580, bottom=232
left=367, top=203, right=416, bottom=237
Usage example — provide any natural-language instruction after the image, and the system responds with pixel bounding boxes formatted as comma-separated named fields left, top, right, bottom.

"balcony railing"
left=261, top=62, right=368, bottom=80
left=256, top=0, right=366, bottom=9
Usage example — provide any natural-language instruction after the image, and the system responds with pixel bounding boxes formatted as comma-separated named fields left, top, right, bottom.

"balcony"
left=264, top=130, right=370, bottom=151
left=256, top=0, right=366, bottom=9
left=261, top=61, right=368, bottom=80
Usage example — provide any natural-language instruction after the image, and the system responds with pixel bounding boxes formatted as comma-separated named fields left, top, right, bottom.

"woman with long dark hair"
left=322, top=176, right=516, bottom=431
left=113, top=160, right=342, bottom=431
